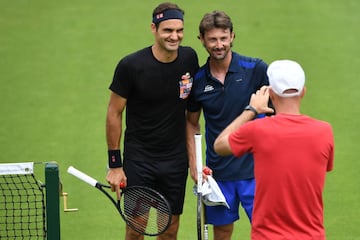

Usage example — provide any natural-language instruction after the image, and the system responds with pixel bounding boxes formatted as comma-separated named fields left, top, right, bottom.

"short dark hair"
left=199, top=11, right=233, bottom=38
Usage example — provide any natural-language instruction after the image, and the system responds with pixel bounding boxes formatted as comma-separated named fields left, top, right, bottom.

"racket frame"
left=67, top=166, right=171, bottom=236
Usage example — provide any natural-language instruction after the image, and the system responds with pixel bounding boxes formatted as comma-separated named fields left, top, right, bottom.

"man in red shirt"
left=214, top=59, right=334, bottom=240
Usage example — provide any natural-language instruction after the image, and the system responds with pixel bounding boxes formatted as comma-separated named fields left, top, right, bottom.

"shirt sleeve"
left=228, top=123, right=254, bottom=157
left=109, top=57, right=132, bottom=98
left=186, top=70, right=202, bottom=112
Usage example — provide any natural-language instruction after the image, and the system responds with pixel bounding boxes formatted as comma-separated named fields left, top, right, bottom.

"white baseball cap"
left=267, top=60, right=305, bottom=97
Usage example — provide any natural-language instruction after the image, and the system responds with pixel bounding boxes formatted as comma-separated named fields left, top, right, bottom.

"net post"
left=45, top=162, right=61, bottom=240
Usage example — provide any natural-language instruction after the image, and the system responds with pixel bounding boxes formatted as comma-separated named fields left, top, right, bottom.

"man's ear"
left=150, top=23, right=156, bottom=33
left=300, top=86, right=306, bottom=98
left=198, top=34, right=204, bottom=44
left=269, top=87, right=276, bottom=101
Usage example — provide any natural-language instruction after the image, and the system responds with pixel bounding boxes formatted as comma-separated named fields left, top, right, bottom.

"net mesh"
left=0, top=169, right=46, bottom=239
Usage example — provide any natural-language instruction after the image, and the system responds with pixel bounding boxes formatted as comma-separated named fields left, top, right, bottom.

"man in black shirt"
left=105, top=2, right=199, bottom=240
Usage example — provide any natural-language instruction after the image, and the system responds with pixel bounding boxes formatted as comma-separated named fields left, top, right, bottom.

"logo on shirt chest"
left=204, top=84, right=215, bottom=92
left=179, top=72, right=193, bottom=99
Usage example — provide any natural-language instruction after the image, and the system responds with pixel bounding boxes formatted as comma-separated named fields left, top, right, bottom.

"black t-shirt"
left=110, top=46, right=199, bottom=161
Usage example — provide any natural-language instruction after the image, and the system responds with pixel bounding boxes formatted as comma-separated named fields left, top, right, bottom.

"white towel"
left=201, top=175, right=230, bottom=209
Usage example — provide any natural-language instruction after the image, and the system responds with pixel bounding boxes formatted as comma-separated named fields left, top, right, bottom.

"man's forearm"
left=106, top=112, right=122, bottom=150
left=214, top=110, right=255, bottom=156
left=186, top=111, right=201, bottom=181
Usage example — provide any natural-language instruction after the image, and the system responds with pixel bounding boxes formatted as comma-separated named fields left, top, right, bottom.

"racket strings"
left=121, top=188, right=171, bottom=235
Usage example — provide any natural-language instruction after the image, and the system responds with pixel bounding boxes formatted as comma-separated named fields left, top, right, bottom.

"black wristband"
left=244, top=105, right=258, bottom=116
left=108, top=150, right=122, bottom=168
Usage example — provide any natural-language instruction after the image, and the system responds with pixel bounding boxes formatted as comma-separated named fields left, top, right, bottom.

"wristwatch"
left=244, top=105, right=258, bottom=116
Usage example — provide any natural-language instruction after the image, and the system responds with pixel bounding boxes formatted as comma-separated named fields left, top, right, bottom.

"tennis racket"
left=195, top=134, right=208, bottom=240
left=67, top=166, right=172, bottom=236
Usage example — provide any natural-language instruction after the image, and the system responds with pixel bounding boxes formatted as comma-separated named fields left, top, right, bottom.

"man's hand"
left=250, top=86, right=274, bottom=115
left=106, top=168, right=126, bottom=200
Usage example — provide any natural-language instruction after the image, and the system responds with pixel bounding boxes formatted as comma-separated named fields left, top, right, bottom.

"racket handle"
left=194, top=134, right=203, bottom=173
left=195, top=134, right=203, bottom=193
left=67, top=166, right=98, bottom=187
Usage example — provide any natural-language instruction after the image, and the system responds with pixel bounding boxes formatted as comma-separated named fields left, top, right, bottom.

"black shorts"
left=123, top=158, right=188, bottom=215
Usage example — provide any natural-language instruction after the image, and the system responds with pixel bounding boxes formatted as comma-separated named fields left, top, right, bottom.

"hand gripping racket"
left=67, top=166, right=172, bottom=236
left=195, top=134, right=209, bottom=240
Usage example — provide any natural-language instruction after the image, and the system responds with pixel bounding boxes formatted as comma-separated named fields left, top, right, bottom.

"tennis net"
left=0, top=162, right=60, bottom=240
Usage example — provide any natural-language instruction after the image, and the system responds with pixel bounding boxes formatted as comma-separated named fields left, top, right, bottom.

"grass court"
left=1, top=0, right=359, bottom=239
